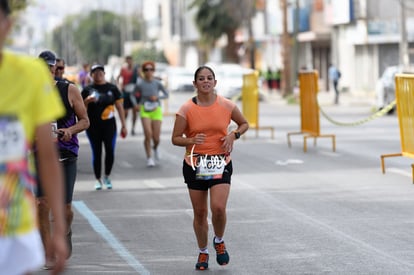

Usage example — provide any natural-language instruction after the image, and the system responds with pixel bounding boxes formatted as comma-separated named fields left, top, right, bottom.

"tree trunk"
left=224, top=30, right=239, bottom=63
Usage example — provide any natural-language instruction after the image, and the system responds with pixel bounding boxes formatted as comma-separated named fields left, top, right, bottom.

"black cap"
left=0, top=0, right=11, bottom=15
left=91, top=64, right=105, bottom=73
left=38, top=50, right=57, bottom=66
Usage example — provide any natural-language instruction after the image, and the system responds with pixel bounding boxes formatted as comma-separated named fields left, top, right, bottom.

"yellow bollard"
left=241, top=71, right=274, bottom=139
left=380, top=74, right=414, bottom=182
left=287, top=70, right=336, bottom=152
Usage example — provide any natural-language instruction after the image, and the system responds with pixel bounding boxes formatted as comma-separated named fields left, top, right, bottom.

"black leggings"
left=35, top=155, right=77, bottom=204
left=86, top=119, right=117, bottom=180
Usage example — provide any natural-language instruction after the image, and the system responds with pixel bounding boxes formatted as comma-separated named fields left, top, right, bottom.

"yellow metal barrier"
left=287, top=70, right=336, bottom=152
left=162, top=98, right=176, bottom=117
left=381, top=74, right=414, bottom=182
left=242, top=71, right=274, bottom=138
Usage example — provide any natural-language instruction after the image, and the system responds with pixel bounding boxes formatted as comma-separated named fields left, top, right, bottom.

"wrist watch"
left=233, top=130, right=241, bottom=140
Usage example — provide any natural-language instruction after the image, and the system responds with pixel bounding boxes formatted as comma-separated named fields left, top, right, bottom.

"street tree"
left=6, top=0, right=28, bottom=45
left=131, top=46, right=168, bottom=65
left=9, top=0, right=27, bottom=12
left=72, top=10, right=122, bottom=64
left=52, top=11, right=143, bottom=65
left=52, top=15, right=78, bottom=65
left=189, top=0, right=255, bottom=65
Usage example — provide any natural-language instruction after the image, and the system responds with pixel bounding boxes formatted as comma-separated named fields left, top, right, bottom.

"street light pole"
left=400, top=0, right=409, bottom=68
left=281, top=0, right=292, bottom=97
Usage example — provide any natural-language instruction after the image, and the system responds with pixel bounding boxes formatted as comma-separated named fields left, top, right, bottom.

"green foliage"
left=51, top=15, right=78, bottom=64
left=52, top=10, right=143, bottom=65
left=131, top=46, right=168, bottom=65
left=71, top=10, right=121, bottom=64
left=9, top=0, right=27, bottom=13
left=189, top=0, right=236, bottom=46
left=188, top=0, right=255, bottom=63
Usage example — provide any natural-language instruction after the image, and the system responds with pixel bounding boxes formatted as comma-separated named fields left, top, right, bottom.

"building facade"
left=145, top=0, right=413, bottom=95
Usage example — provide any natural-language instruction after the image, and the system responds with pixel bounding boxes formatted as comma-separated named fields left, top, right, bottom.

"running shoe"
left=195, top=252, right=209, bottom=270
left=103, top=177, right=112, bottom=189
left=43, top=257, right=55, bottom=270
left=147, top=157, right=155, bottom=167
left=153, top=148, right=160, bottom=161
left=94, top=180, right=102, bottom=190
left=213, top=237, right=229, bottom=265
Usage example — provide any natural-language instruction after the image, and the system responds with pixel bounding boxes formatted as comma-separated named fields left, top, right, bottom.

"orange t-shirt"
left=177, top=95, right=236, bottom=157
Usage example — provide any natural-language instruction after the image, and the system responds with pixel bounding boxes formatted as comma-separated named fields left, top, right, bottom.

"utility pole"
left=400, top=0, right=409, bottom=68
left=281, top=0, right=292, bottom=97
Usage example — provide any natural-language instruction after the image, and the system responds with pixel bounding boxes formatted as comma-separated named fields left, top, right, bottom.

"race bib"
left=143, top=101, right=159, bottom=112
left=51, top=121, right=58, bottom=141
left=195, top=155, right=226, bottom=180
left=0, top=116, right=25, bottom=163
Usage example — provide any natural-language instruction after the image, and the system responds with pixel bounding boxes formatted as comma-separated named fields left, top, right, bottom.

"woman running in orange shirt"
left=171, top=65, right=249, bottom=270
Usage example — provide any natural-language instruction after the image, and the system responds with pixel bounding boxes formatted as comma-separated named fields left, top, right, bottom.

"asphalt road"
left=35, top=91, right=414, bottom=275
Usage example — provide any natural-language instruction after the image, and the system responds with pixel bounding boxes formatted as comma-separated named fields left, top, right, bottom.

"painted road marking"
left=72, top=201, right=150, bottom=275
left=275, top=159, right=304, bottom=166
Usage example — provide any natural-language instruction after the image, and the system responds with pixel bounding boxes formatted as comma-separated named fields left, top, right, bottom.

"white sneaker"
left=153, top=149, right=160, bottom=162
left=147, top=157, right=155, bottom=167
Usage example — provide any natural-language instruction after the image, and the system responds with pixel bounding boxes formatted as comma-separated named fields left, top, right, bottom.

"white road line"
left=387, top=168, right=412, bottom=178
left=73, top=201, right=150, bottom=275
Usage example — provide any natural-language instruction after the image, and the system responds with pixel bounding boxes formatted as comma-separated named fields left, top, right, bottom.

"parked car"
left=207, top=63, right=265, bottom=101
left=376, top=65, right=414, bottom=114
left=154, top=62, right=169, bottom=87
left=165, top=66, right=195, bottom=92
left=207, top=63, right=255, bottom=99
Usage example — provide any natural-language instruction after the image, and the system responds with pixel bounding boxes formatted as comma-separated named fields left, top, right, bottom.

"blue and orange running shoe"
left=213, top=237, right=229, bottom=265
left=195, top=252, right=209, bottom=270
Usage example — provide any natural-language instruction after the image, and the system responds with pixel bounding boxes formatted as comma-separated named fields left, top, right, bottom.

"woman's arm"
left=171, top=115, right=206, bottom=147
left=58, top=84, right=89, bottom=141
left=35, top=123, right=68, bottom=272
left=115, top=99, right=127, bottom=137
left=230, top=106, right=249, bottom=136
left=158, top=81, right=169, bottom=100
left=220, top=106, right=249, bottom=153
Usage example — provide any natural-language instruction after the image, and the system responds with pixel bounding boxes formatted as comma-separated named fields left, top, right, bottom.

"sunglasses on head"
left=143, top=67, right=154, bottom=72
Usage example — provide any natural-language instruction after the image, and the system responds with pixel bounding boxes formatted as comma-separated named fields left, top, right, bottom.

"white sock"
left=199, top=247, right=209, bottom=254
left=214, top=236, right=223, bottom=243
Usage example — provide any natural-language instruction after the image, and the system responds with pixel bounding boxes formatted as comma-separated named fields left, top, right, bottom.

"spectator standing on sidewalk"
left=81, top=64, right=127, bottom=190
left=329, top=63, right=341, bottom=104
left=0, top=1, right=68, bottom=273
left=171, top=65, right=249, bottom=270
left=37, top=50, right=90, bottom=268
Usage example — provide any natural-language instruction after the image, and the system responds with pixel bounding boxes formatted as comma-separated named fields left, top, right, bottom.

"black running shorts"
left=182, top=160, right=232, bottom=191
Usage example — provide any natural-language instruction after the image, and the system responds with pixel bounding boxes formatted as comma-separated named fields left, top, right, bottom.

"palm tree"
left=9, top=0, right=28, bottom=12
left=189, top=0, right=255, bottom=64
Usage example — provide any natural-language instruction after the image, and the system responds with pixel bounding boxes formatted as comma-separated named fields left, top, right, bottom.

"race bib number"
left=143, top=101, right=159, bottom=112
left=0, top=116, right=25, bottom=163
left=195, top=155, right=226, bottom=180
left=51, top=122, right=58, bottom=141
